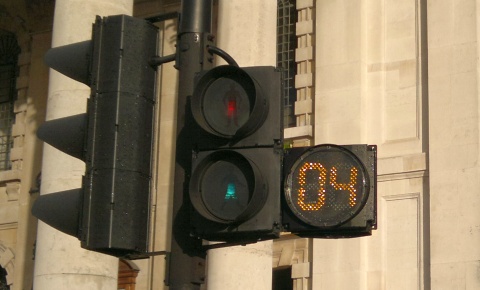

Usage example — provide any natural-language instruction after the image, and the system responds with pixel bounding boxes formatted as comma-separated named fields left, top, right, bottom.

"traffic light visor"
left=44, top=40, right=92, bottom=85
left=32, top=189, right=81, bottom=237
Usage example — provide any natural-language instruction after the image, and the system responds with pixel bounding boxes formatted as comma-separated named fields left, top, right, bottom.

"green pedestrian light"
left=225, top=183, right=237, bottom=200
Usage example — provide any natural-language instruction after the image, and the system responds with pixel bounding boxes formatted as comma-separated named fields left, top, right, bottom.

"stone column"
left=33, top=0, right=133, bottom=289
left=13, top=31, right=50, bottom=290
left=206, top=1, right=277, bottom=289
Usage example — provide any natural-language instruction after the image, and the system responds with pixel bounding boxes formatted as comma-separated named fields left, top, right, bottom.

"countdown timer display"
left=284, top=144, right=370, bottom=228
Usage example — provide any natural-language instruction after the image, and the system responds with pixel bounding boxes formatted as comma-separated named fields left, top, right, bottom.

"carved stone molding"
left=0, top=243, right=14, bottom=287
left=5, top=182, right=19, bottom=201
left=273, top=237, right=311, bottom=290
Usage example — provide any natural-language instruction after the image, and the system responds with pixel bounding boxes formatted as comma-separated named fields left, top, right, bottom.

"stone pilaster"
left=284, top=0, right=315, bottom=147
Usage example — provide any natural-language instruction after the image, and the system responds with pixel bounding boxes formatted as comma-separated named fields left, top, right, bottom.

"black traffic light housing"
left=282, top=144, right=377, bottom=238
left=32, top=15, right=158, bottom=257
left=82, top=15, right=156, bottom=255
left=188, top=65, right=283, bottom=242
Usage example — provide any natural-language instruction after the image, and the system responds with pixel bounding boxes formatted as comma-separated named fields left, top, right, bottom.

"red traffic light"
left=191, top=65, right=268, bottom=142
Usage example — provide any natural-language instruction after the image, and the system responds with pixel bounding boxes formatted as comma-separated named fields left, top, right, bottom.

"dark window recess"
left=0, top=31, right=20, bottom=171
left=277, top=0, right=297, bottom=128
left=273, top=266, right=293, bottom=290
left=0, top=266, right=9, bottom=290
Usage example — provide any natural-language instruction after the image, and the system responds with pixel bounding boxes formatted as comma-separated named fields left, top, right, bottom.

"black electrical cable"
left=207, top=45, right=239, bottom=67
left=149, top=53, right=176, bottom=68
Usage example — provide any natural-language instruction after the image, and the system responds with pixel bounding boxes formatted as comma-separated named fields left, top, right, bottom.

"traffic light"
left=282, top=144, right=377, bottom=238
left=32, top=15, right=158, bottom=257
left=188, top=65, right=283, bottom=242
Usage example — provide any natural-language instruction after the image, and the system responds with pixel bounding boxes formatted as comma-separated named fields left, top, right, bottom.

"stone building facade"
left=0, top=0, right=477, bottom=289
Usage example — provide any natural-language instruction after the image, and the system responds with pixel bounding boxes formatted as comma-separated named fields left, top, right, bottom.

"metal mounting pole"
left=167, top=0, right=213, bottom=289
